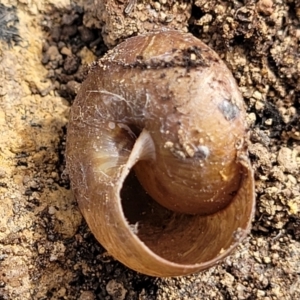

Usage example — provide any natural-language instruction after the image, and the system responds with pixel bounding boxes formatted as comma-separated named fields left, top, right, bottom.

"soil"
left=0, top=0, right=299, bottom=299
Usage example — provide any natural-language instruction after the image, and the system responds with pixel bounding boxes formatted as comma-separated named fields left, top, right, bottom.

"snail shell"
left=66, top=30, right=255, bottom=277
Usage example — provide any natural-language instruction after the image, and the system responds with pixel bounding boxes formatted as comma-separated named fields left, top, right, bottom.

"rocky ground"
left=0, top=0, right=299, bottom=299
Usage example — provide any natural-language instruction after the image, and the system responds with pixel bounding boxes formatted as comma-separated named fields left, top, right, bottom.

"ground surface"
left=0, top=0, right=299, bottom=299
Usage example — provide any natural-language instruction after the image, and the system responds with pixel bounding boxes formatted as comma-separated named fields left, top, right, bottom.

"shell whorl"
left=66, top=30, right=255, bottom=276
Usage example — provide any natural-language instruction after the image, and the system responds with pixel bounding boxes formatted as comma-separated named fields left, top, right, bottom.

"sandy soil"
left=0, top=0, right=299, bottom=299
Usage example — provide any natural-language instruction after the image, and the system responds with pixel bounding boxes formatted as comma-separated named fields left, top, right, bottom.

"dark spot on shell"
left=229, top=190, right=238, bottom=197
left=218, top=99, right=240, bottom=121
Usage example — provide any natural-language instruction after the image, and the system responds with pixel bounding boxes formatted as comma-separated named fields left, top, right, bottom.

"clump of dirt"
left=0, top=0, right=299, bottom=299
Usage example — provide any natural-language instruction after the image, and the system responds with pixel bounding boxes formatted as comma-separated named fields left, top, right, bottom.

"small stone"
left=51, top=26, right=61, bottom=42
left=255, top=100, right=265, bottom=111
left=277, top=147, right=298, bottom=173
left=60, top=46, right=72, bottom=56
left=47, top=45, right=60, bottom=61
left=265, top=118, right=273, bottom=125
left=257, top=289, right=266, bottom=297
left=288, top=198, right=299, bottom=215
left=257, top=0, right=274, bottom=16
left=252, top=90, right=263, bottom=100
left=63, top=55, right=81, bottom=75
left=48, top=206, right=57, bottom=215
left=153, top=2, right=161, bottom=11
left=62, top=13, right=79, bottom=25
left=78, top=26, right=95, bottom=43
left=66, top=80, right=81, bottom=96
left=159, top=12, right=167, bottom=22
left=221, top=272, right=235, bottom=285
left=106, top=280, right=127, bottom=300
left=62, top=24, right=78, bottom=38
left=79, top=291, right=95, bottom=300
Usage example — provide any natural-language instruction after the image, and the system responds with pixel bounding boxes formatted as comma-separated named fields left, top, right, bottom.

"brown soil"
left=0, top=0, right=299, bottom=299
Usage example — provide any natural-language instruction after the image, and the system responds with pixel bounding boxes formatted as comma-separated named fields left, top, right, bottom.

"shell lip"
left=111, top=130, right=256, bottom=277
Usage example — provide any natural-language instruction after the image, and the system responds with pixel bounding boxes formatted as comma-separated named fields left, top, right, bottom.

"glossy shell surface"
left=66, top=30, right=255, bottom=277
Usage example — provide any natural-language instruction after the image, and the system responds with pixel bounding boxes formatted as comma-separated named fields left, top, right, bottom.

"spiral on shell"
left=66, top=30, right=255, bottom=277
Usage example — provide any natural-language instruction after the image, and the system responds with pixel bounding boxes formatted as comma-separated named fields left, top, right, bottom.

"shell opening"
left=120, top=164, right=254, bottom=267
left=119, top=129, right=255, bottom=267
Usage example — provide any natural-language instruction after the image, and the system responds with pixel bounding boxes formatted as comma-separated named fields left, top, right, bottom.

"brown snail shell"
left=66, top=30, right=255, bottom=277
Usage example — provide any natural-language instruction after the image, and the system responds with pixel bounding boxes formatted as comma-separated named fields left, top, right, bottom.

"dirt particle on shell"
left=195, top=145, right=210, bottom=159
